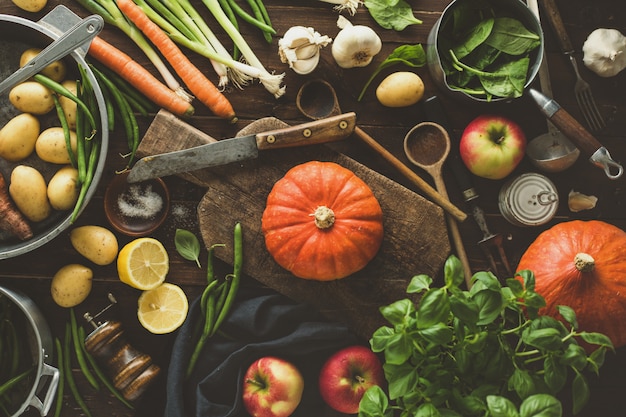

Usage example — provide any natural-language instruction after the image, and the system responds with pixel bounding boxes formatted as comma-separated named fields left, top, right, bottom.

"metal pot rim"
left=0, top=285, right=59, bottom=417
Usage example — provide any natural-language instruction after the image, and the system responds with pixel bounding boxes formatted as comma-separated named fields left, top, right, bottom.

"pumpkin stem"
left=574, top=253, right=595, bottom=272
left=312, top=206, right=335, bottom=229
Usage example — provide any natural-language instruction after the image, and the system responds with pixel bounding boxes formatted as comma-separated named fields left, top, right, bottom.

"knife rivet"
left=339, top=120, right=348, bottom=129
left=302, top=128, right=312, bottom=138
left=266, top=135, right=276, bottom=143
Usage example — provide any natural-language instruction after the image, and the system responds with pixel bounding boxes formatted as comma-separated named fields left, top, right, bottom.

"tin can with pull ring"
left=498, top=173, right=559, bottom=227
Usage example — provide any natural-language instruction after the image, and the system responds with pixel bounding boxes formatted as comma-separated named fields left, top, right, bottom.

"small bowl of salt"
left=104, top=171, right=170, bottom=237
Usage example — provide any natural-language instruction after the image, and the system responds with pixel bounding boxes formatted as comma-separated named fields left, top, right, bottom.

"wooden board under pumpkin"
left=136, top=110, right=451, bottom=339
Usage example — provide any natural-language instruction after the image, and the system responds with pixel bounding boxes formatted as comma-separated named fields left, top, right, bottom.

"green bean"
left=63, top=323, right=92, bottom=417
left=0, top=368, right=32, bottom=397
left=70, top=309, right=99, bottom=390
left=226, top=0, right=275, bottom=36
left=52, top=94, right=78, bottom=168
left=253, top=0, right=271, bottom=27
left=74, top=79, right=87, bottom=184
left=53, top=338, right=65, bottom=417
left=71, top=138, right=100, bottom=223
left=244, top=0, right=272, bottom=42
left=89, top=64, right=139, bottom=166
left=33, top=74, right=97, bottom=133
left=211, top=222, right=243, bottom=335
left=77, top=327, right=135, bottom=410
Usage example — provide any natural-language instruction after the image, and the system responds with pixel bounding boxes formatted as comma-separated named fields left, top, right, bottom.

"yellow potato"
left=47, top=166, right=79, bottom=211
left=50, top=264, right=93, bottom=308
left=0, top=113, right=40, bottom=162
left=59, top=80, right=77, bottom=129
left=70, top=225, right=119, bottom=266
left=35, top=127, right=77, bottom=164
left=9, top=81, right=55, bottom=115
left=376, top=72, right=425, bottom=108
left=9, top=165, right=51, bottom=222
left=20, top=48, right=66, bottom=82
left=11, top=0, right=47, bottom=12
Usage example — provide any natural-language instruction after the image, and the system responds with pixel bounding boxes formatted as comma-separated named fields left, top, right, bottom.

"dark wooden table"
left=1, top=0, right=625, bottom=416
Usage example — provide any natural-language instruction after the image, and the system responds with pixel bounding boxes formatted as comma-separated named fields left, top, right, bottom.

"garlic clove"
left=292, top=54, right=320, bottom=75
left=568, top=190, right=598, bottom=212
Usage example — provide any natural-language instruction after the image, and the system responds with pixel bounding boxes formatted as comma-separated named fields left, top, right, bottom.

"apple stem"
left=245, top=378, right=266, bottom=389
left=355, top=375, right=366, bottom=384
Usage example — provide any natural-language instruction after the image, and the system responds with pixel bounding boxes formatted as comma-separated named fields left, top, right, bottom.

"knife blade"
left=127, top=112, right=357, bottom=183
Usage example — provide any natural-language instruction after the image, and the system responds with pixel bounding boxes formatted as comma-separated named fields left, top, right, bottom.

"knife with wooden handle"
left=127, top=112, right=357, bottom=183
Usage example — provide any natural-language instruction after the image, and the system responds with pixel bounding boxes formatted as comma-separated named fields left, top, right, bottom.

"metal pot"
left=0, top=5, right=109, bottom=259
left=426, top=0, right=544, bottom=103
left=0, top=285, right=59, bottom=416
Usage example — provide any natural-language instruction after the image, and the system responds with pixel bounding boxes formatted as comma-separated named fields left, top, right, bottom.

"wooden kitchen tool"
left=136, top=111, right=452, bottom=340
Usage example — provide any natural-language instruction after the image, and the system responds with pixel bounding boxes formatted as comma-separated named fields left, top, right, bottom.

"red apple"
left=242, top=356, right=304, bottom=417
left=459, top=114, right=527, bottom=180
left=318, top=345, right=385, bottom=414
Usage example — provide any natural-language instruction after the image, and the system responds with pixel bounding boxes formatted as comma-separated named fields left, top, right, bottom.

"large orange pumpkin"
left=516, top=220, right=626, bottom=349
left=261, top=161, right=384, bottom=281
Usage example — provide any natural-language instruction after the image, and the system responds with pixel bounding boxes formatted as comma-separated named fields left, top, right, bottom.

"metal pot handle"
left=28, top=362, right=60, bottom=417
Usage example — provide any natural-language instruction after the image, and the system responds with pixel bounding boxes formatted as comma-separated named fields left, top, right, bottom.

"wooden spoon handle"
left=540, top=0, right=574, bottom=54
left=354, top=126, right=467, bottom=223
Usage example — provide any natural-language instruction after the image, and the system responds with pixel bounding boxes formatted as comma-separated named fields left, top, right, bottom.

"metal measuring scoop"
left=403, top=122, right=472, bottom=287
left=295, top=79, right=467, bottom=223
left=0, top=14, right=103, bottom=95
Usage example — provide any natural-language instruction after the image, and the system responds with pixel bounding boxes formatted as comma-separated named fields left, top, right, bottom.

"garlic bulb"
left=331, top=16, right=382, bottom=69
left=278, top=26, right=332, bottom=75
left=582, top=28, right=626, bottom=77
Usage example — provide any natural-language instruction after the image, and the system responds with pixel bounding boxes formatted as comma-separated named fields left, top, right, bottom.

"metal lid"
left=499, top=173, right=559, bottom=226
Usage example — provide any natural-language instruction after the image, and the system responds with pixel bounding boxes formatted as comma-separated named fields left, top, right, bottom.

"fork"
left=540, top=0, right=606, bottom=131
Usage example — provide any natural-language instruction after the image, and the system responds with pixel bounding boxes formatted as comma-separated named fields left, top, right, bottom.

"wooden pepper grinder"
left=83, top=294, right=160, bottom=402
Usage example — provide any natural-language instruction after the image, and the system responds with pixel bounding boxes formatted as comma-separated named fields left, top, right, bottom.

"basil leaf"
left=358, top=385, right=392, bottom=417
left=519, top=394, right=562, bottom=417
left=174, top=228, right=201, bottom=268
left=364, top=0, right=422, bottom=31
left=486, top=395, right=520, bottom=417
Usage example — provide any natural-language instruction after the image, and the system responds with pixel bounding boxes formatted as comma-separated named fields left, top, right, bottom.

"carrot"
left=87, top=36, right=195, bottom=118
left=0, top=171, right=33, bottom=241
left=116, top=0, right=238, bottom=123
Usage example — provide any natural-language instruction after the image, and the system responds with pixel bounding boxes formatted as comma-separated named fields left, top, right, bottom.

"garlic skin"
left=568, top=190, right=598, bottom=212
left=278, top=26, right=332, bottom=75
left=582, top=28, right=626, bottom=77
left=331, top=16, right=382, bottom=69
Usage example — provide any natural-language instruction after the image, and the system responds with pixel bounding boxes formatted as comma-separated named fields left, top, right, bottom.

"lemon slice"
left=117, top=237, right=169, bottom=290
left=137, top=283, right=189, bottom=334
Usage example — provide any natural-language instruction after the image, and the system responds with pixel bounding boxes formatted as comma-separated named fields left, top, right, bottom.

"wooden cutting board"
left=136, top=110, right=451, bottom=339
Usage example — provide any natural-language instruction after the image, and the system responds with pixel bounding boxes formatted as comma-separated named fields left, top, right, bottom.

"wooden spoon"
left=403, top=122, right=473, bottom=286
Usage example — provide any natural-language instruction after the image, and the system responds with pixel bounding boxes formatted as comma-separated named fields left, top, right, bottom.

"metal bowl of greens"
left=0, top=6, right=109, bottom=259
left=0, top=285, right=59, bottom=417
left=427, top=0, right=544, bottom=103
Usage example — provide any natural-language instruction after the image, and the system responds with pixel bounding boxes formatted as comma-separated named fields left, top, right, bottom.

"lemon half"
left=137, top=283, right=188, bottom=334
left=117, top=237, right=169, bottom=290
